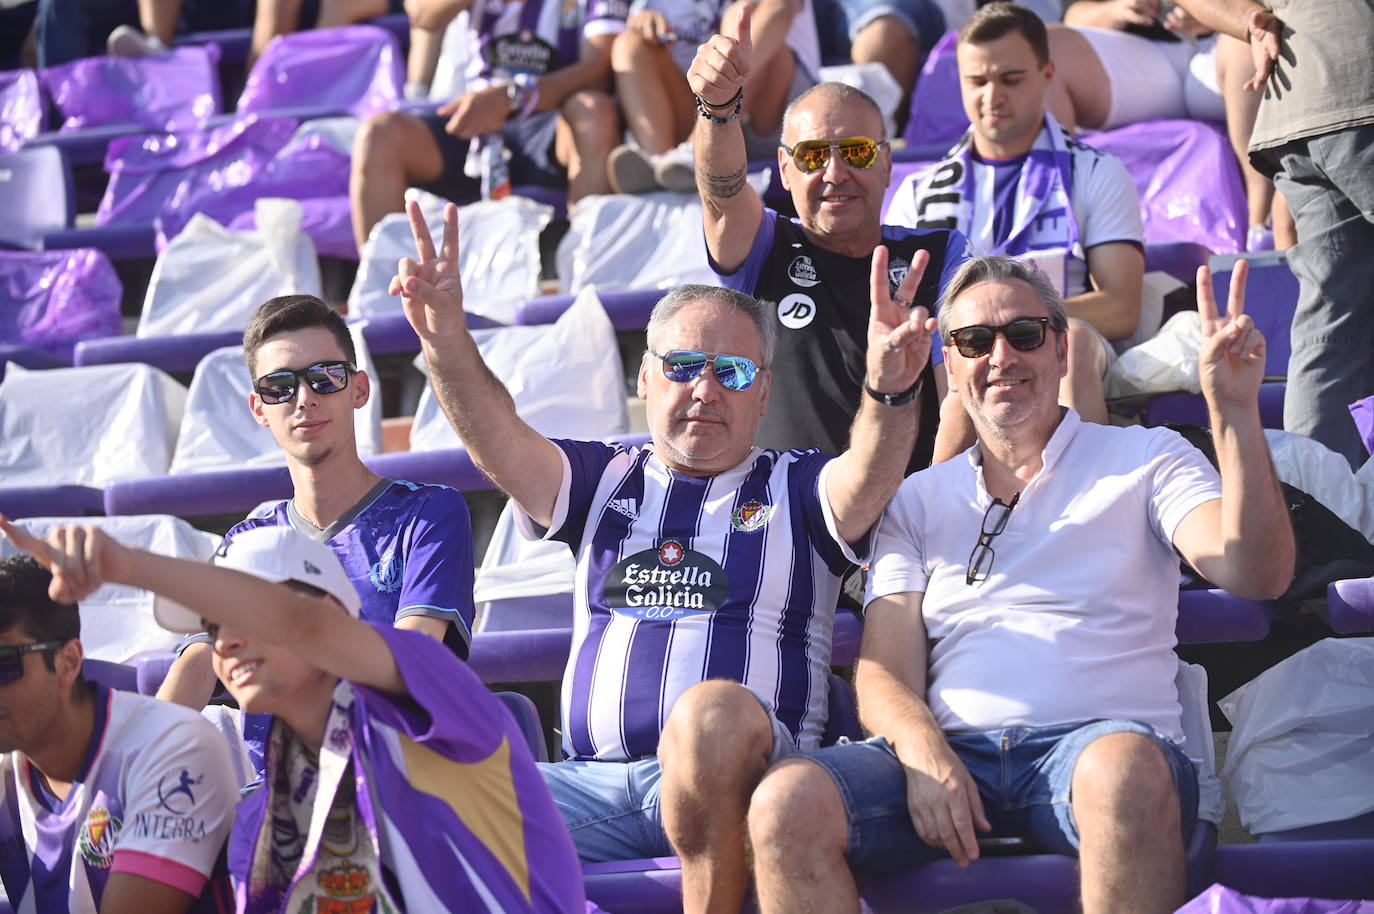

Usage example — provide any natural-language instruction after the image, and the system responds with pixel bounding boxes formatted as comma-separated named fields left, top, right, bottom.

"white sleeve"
left=108, top=711, right=239, bottom=896
left=1075, top=149, right=1144, bottom=250
left=884, top=170, right=923, bottom=228
left=864, top=478, right=931, bottom=602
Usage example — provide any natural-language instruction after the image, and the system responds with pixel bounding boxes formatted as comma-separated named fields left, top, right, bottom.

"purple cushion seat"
left=1213, top=840, right=1374, bottom=900
left=0, top=484, right=104, bottom=519
left=40, top=45, right=222, bottom=133
left=1207, top=251, right=1295, bottom=376
left=1327, top=577, right=1374, bottom=634
left=74, top=328, right=243, bottom=373
left=0, top=147, right=75, bottom=249
left=0, top=70, right=44, bottom=151
left=43, top=224, right=159, bottom=261
left=1143, top=384, right=1287, bottom=432
left=237, top=25, right=402, bottom=120
left=515, top=288, right=665, bottom=331
left=0, top=249, right=122, bottom=359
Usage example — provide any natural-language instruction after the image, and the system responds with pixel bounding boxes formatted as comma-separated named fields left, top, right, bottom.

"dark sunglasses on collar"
left=781, top=136, right=888, bottom=174
left=947, top=317, right=1053, bottom=359
left=253, top=360, right=354, bottom=405
left=648, top=349, right=761, bottom=391
left=0, top=640, right=67, bottom=684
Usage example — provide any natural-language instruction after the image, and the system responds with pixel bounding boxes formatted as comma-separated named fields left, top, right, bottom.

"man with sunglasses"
left=887, top=2, right=1146, bottom=457
left=691, top=17, right=972, bottom=472
left=0, top=555, right=238, bottom=914
left=746, top=255, right=1294, bottom=914
left=157, top=295, right=475, bottom=774
left=392, top=198, right=934, bottom=914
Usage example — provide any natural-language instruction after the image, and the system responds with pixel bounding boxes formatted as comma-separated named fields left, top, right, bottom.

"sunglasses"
left=0, top=640, right=68, bottom=684
left=253, top=360, right=354, bottom=405
left=781, top=136, right=888, bottom=174
left=947, top=317, right=1053, bottom=359
left=648, top=349, right=761, bottom=392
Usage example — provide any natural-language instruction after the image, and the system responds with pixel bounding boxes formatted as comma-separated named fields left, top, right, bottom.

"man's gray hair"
left=935, top=255, right=1070, bottom=343
left=780, top=82, right=885, bottom=143
left=646, top=285, right=776, bottom=366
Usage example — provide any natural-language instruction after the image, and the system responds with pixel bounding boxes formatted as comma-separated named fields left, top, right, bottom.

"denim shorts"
left=538, top=696, right=798, bottom=863
left=807, top=719, right=1199, bottom=872
left=813, top=0, right=946, bottom=60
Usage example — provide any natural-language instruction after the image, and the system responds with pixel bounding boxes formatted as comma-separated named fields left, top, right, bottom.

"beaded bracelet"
left=695, top=92, right=742, bottom=124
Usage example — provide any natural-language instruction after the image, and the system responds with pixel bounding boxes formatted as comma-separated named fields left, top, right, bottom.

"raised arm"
left=825, top=248, right=935, bottom=544
left=689, top=4, right=765, bottom=272
left=856, top=591, right=991, bottom=866
left=391, top=200, right=564, bottom=527
left=1170, top=260, right=1295, bottom=598
left=0, top=520, right=408, bottom=696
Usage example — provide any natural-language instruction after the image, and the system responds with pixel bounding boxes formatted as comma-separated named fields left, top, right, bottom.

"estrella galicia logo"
left=605, top=543, right=729, bottom=621
left=77, top=806, right=121, bottom=868
left=730, top=500, right=774, bottom=533
left=370, top=550, right=401, bottom=594
left=157, top=770, right=203, bottom=815
left=787, top=254, right=819, bottom=288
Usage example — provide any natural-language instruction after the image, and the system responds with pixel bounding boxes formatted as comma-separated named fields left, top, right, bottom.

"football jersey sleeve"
left=515, top=439, right=622, bottom=548
left=798, top=452, right=865, bottom=574
left=107, top=711, right=238, bottom=898
left=709, top=207, right=775, bottom=294
left=394, top=486, right=477, bottom=652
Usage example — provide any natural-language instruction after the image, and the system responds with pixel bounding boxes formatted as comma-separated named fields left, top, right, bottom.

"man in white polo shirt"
left=744, top=254, right=1295, bottom=914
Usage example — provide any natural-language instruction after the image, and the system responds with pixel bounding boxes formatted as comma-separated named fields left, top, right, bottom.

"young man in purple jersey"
left=0, top=520, right=586, bottom=914
left=158, top=296, right=475, bottom=745
left=392, top=198, right=935, bottom=914
left=0, top=555, right=238, bottom=914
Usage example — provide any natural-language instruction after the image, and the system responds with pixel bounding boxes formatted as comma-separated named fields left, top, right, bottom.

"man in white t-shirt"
left=0, top=555, right=238, bottom=914
left=887, top=2, right=1144, bottom=455
left=744, top=255, right=1294, bottom=914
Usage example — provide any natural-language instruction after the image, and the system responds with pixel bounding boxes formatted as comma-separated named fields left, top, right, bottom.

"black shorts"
left=413, top=110, right=565, bottom=203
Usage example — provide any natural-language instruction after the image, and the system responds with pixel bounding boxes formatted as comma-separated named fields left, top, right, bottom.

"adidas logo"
left=607, top=498, right=638, bottom=520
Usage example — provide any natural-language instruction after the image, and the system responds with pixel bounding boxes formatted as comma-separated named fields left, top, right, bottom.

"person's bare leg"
left=1073, top=732, right=1186, bottom=914
left=1045, top=25, right=1111, bottom=132
left=1215, top=32, right=1276, bottom=235
left=136, top=0, right=180, bottom=45
left=750, top=757, right=860, bottom=914
left=659, top=680, right=775, bottom=914
left=250, top=0, right=302, bottom=65
left=555, top=89, right=618, bottom=204
left=1061, top=320, right=1110, bottom=424
left=612, top=31, right=696, bottom=153
left=317, top=0, right=387, bottom=28
left=350, top=110, right=445, bottom=251
left=850, top=15, right=918, bottom=95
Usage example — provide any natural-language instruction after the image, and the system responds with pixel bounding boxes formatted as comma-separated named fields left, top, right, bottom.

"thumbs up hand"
left=687, top=3, right=753, bottom=107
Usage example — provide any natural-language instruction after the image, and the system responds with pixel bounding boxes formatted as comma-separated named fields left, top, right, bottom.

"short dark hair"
left=959, top=2, right=1050, bottom=67
left=242, top=295, right=356, bottom=378
left=0, top=556, right=79, bottom=672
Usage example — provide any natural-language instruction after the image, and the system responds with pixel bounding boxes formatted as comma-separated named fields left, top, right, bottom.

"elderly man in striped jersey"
left=394, top=199, right=936, bottom=914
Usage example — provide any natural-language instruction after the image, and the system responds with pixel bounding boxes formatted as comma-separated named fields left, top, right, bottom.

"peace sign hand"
left=866, top=246, right=936, bottom=397
left=389, top=200, right=467, bottom=342
left=1197, top=260, right=1266, bottom=411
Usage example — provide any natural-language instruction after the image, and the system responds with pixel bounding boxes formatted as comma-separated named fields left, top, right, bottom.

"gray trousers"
left=1273, top=124, right=1374, bottom=469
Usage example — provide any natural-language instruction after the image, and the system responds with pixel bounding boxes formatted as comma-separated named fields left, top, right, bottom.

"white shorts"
left=1075, top=27, right=1221, bottom=129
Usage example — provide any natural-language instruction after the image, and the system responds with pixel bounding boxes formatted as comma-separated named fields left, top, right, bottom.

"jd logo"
left=778, top=293, right=816, bottom=330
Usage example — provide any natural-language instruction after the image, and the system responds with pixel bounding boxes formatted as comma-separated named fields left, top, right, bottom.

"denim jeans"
left=806, top=719, right=1199, bottom=872
left=1274, top=125, right=1374, bottom=469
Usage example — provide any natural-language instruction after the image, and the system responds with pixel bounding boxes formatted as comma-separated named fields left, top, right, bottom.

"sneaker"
left=654, top=140, right=697, bottom=194
left=608, top=144, right=660, bottom=195
left=1246, top=224, right=1275, bottom=252
left=107, top=25, right=167, bottom=57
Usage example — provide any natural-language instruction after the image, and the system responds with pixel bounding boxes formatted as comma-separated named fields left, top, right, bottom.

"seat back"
left=0, top=147, right=74, bottom=248
left=1208, top=251, right=1296, bottom=376
left=494, top=691, right=549, bottom=763
left=237, top=25, right=403, bottom=118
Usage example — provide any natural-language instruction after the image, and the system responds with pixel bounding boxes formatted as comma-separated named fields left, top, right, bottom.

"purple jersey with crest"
left=515, top=440, right=862, bottom=762
left=0, top=687, right=238, bottom=913
left=228, top=479, right=475, bottom=654
left=465, top=0, right=627, bottom=89
left=229, top=626, right=584, bottom=914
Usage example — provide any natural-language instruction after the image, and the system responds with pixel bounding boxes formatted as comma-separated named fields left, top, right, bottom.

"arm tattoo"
left=698, top=165, right=747, bottom=199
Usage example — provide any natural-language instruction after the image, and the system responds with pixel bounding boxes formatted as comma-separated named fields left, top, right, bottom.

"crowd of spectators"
left=0, top=0, right=1371, bottom=912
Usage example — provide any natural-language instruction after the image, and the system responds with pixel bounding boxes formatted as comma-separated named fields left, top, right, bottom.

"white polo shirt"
left=866, top=410, right=1221, bottom=742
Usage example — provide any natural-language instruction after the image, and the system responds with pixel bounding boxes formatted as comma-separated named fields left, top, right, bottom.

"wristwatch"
left=863, top=377, right=923, bottom=407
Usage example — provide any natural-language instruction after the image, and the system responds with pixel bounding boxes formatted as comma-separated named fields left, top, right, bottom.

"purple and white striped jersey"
left=464, top=0, right=628, bottom=90
left=517, top=440, right=863, bottom=762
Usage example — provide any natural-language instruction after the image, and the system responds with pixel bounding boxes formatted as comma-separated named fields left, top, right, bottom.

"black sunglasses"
left=648, top=349, right=762, bottom=391
left=253, top=360, right=354, bottom=405
left=947, top=317, right=1053, bottom=359
left=0, top=640, right=68, bottom=684
left=966, top=492, right=1020, bottom=586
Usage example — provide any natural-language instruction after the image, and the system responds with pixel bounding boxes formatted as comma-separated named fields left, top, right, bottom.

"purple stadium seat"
left=104, top=464, right=295, bottom=518
left=1208, top=251, right=1295, bottom=375
left=1176, top=586, right=1274, bottom=643
left=74, top=329, right=243, bottom=372
left=361, top=311, right=502, bottom=356
left=23, top=121, right=150, bottom=169
left=237, top=25, right=402, bottom=120
left=1145, top=241, right=1213, bottom=285
left=43, top=224, right=159, bottom=261
left=515, top=288, right=665, bottom=331
left=1257, top=811, right=1374, bottom=844
left=515, top=185, right=569, bottom=222
left=0, top=70, right=44, bottom=151
left=174, top=12, right=410, bottom=66
left=1326, top=577, right=1374, bottom=634
left=903, top=30, right=963, bottom=150
left=0, top=345, right=67, bottom=381
left=821, top=672, right=861, bottom=745
left=83, top=658, right=139, bottom=692
left=40, top=45, right=222, bottom=133
left=495, top=691, right=549, bottom=763
left=135, top=652, right=176, bottom=695
left=1143, top=383, right=1287, bottom=431
left=1213, top=840, right=1374, bottom=900
left=0, top=147, right=75, bottom=248
left=0, top=485, right=104, bottom=519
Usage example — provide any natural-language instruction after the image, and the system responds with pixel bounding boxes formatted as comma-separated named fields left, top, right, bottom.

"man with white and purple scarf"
left=887, top=2, right=1145, bottom=462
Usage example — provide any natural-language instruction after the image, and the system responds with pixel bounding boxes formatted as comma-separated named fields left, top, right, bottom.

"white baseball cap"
left=153, top=526, right=361, bottom=634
